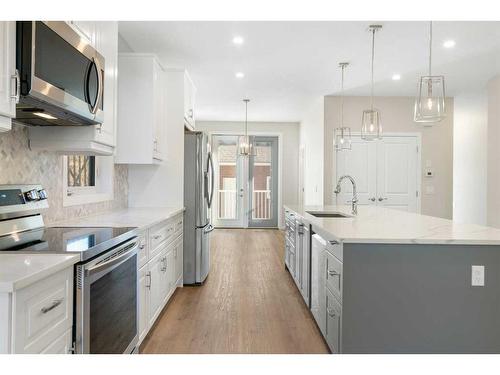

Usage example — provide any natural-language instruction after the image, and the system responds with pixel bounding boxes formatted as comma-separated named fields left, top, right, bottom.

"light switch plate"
left=471, top=265, right=485, bottom=286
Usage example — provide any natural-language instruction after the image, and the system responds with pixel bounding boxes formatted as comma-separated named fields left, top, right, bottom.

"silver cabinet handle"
left=329, top=240, right=339, bottom=245
left=378, top=197, right=388, bottom=202
left=328, top=269, right=339, bottom=277
left=139, top=244, right=145, bottom=250
left=41, top=299, right=63, bottom=314
left=327, top=308, right=337, bottom=318
left=153, top=234, right=162, bottom=240
left=161, top=257, right=167, bottom=272
left=11, top=69, right=20, bottom=103
left=369, top=197, right=376, bottom=202
left=146, top=271, right=151, bottom=289
left=189, top=108, right=194, bottom=118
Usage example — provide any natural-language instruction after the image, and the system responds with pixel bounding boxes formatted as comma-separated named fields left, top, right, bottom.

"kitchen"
left=1, top=1, right=500, bottom=373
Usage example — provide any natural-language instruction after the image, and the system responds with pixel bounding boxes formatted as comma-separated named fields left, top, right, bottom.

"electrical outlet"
left=471, top=265, right=485, bottom=287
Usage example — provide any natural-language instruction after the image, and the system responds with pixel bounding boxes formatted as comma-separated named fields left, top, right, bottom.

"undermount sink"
left=306, top=211, right=352, bottom=218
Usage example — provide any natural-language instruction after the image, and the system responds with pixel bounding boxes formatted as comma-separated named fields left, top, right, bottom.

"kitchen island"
left=284, top=204, right=500, bottom=354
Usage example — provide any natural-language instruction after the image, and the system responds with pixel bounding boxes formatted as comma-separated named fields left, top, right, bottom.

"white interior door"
left=376, top=137, right=418, bottom=212
left=335, top=135, right=419, bottom=212
left=335, top=138, right=377, bottom=206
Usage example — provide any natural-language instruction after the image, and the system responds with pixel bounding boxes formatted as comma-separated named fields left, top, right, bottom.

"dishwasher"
left=310, top=233, right=327, bottom=336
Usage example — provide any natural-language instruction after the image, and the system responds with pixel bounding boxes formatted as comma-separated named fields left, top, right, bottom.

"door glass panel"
left=89, top=255, right=137, bottom=354
left=249, top=136, right=278, bottom=227
left=35, top=21, right=91, bottom=103
left=213, top=136, right=239, bottom=222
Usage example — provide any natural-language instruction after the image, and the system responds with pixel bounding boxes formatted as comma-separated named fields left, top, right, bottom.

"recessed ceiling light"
left=235, top=72, right=245, bottom=79
left=232, top=36, right=244, bottom=45
left=443, top=40, right=456, bottom=48
left=392, top=74, right=401, bottom=81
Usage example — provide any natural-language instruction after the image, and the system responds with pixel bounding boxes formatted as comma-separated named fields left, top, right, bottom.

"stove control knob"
left=24, top=189, right=40, bottom=202
left=38, top=189, right=48, bottom=200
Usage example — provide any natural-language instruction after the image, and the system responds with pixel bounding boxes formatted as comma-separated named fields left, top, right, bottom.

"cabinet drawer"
left=137, top=233, right=148, bottom=268
left=40, top=328, right=72, bottom=354
left=173, top=215, right=183, bottom=239
left=326, top=288, right=342, bottom=353
left=325, top=251, right=342, bottom=302
left=150, top=221, right=175, bottom=256
left=326, top=240, right=343, bottom=262
left=14, top=267, right=73, bottom=354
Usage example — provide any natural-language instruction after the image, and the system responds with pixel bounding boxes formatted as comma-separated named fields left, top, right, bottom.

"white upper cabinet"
left=28, top=21, right=118, bottom=155
left=0, top=21, right=16, bottom=132
left=116, top=53, right=167, bottom=164
left=183, top=71, right=196, bottom=130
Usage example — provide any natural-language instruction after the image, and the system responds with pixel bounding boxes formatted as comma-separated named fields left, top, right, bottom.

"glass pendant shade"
left=414, top=21, right=446, bottom=124
left=414, top=76, right=446, bottom=123
left=361, top=25, right=383, bottom=141
left=361, top=109, right=382, bottom=140
left=334, top=127, right=352, bottom=151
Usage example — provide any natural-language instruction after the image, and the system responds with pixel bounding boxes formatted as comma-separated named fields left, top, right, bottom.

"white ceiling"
left=118, top=21, right=500, bottom=122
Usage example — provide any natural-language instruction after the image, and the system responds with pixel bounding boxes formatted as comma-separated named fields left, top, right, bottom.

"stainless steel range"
left=0, top=184, right=139, bottom=354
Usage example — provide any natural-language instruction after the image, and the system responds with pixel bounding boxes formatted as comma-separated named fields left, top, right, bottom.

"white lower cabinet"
left=0, top=267, right=74, bottom=354
left=137, top=213, right=183, bottom=346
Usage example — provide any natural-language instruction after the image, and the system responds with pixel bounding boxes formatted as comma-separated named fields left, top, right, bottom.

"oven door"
left=75, top=238, right=139, bottom=354
left=20, top=21, right=104, bottom=123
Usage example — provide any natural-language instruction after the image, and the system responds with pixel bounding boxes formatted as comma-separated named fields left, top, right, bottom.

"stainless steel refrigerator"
left=183, top=131, right=214, bottom=284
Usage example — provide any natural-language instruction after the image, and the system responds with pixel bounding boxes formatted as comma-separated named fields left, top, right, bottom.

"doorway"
left=335, top=134, right=421, bottom=212
left=212, top=134, right=279, bottom=228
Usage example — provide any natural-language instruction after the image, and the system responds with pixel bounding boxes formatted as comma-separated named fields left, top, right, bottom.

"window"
left=63, top=155, right=114, bottom=207
left=67, top=155, right=96, bottom=187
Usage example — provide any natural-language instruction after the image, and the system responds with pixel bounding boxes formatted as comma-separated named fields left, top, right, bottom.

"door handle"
left=378, top=197, right=388, bottom=202
left=369, top=197, right=376, bottom=202
left=11, top=69, right=20, bottom=104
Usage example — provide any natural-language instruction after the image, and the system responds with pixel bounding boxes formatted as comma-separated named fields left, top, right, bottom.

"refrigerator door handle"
left=204, top=224, right=215, bottom=233
left=207, top=151, right=215, bottom=208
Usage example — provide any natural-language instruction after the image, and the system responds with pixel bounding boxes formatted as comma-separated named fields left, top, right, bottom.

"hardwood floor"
left=140, top=229, right=329, bottom=354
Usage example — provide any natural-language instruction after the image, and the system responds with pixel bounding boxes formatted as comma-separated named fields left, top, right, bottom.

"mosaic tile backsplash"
left=0, top=124, right=128, bottom=224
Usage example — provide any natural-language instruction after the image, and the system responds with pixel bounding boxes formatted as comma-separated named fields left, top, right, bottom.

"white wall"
left=300, top=96, right=325, bottom=205
left=196, top=121, right=300, bottom=228
left=487, top=76, right=500, bottom=228
left=453, top=93, right=488, bottom=225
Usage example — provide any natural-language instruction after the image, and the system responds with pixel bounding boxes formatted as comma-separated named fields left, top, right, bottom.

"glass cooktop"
left=0, top=226, right=137, bottom=259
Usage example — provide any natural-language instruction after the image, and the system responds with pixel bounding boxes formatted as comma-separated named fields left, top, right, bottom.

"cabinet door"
left=301, top=224, right=310, bottom=302
left=326, top=289, right=342, bottom=353
left=40, top=329, right=72, bottom=354
left=148, top=250, right=164, bottom=326
left=166, top=249, right=175, bottom=297
left=152, top=60, right=165, bottom=161
left=174, top=238, right=183, bottom=284
left=138, top=265, right=150, bottom=344
left=0, top=21, right=15, bottom=131
left=94, top=22, right=118, bottom=147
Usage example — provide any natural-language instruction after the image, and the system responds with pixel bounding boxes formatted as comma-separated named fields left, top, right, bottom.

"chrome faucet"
left=334, top=175, right=358, bottom=215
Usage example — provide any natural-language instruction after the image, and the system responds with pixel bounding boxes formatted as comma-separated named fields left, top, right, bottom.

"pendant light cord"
left=370, top=27, right=375, bottom=110
left=428, top=21, right=433, bottom=76
left=340, top=64, right=345, bottom=127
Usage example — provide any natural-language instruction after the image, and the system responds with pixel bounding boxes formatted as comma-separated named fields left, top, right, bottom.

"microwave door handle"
left=89, top=57, right=103, bottom=115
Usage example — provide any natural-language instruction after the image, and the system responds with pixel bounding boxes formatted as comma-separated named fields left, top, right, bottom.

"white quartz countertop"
left=49, top=207, right=185, bottom=229
left=0, top=254, right=79, bottom=293
left=285, top=204, right=500, bottom=245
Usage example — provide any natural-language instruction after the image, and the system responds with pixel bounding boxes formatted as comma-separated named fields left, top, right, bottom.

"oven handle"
left=85, top=240, right=138, bottom=276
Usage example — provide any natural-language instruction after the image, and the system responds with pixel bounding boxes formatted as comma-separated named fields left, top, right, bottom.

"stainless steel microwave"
left=15, top=21, right=105, bottom=126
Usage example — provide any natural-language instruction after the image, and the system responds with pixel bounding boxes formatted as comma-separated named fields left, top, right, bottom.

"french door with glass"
left=212, top=134, right=278, bottom=228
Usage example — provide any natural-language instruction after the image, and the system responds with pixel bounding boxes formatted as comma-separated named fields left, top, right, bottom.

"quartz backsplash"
left=0, top=124, right=128, bottom=224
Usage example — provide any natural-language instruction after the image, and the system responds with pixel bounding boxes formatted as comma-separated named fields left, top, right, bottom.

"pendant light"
left=334, top=62, right=352, bottom=151
left=238, top=99, right=255, bottom=156
left=414, top=21, right=446, bottom=123
left=361, top=25, right=383, bottom=141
